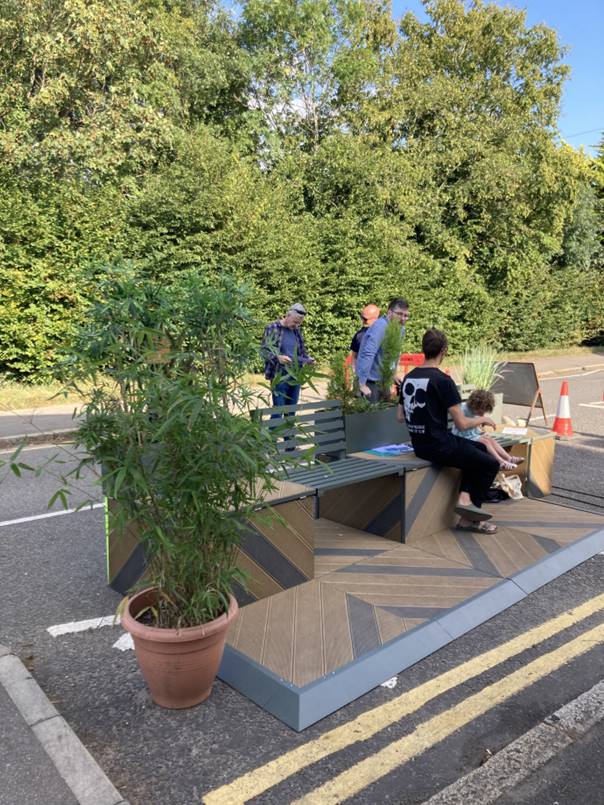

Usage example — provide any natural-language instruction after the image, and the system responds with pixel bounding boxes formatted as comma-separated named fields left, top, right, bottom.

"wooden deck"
left=220, top=498, right=604, bottom=729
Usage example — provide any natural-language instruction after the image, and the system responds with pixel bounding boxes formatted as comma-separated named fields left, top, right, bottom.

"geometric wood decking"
left=219, top=498, right=604, bottom=730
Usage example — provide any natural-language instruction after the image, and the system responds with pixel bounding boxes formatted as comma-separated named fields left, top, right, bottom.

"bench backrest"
left=252, top=399, right=347, bottom=462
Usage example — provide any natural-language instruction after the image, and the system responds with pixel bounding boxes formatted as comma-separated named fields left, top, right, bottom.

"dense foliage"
left=62, top=265, right=280, bottom=626
left=1, top=0, right=602, bottom=379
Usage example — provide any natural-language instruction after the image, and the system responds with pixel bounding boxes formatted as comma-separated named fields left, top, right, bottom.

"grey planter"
left=492, top=392, right=504, bottom=424
left=344, top=407, right=409, bottom=453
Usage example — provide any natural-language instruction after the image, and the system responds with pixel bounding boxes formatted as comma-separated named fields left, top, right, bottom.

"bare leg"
left=479, top=435, right=518, bottom=469
left=456, top=489, right=497, bottom=532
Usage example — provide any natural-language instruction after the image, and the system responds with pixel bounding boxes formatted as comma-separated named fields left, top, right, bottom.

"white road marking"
left=113, top=633, right=134, bottom=651
left=47, top=615, right=119, bottom=637
left=579, top=401, right=604, bottom=409
left=540, top=368, right=604, bottom=381
left=0, top=502, right=103, bottom=528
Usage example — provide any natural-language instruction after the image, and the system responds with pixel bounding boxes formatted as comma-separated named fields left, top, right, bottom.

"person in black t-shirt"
left=348, top=304, right=380, bottom=371
left=397, top=328, right=501, bottom=534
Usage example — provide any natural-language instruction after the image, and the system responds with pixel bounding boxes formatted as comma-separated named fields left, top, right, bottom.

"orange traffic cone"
left=552, top=380, right=573, bottom=439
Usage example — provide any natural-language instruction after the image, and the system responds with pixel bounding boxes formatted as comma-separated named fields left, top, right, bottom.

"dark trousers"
left=415, top=436, right=500, bottom=508
left=364, top=380, right=382, bottom=404
left=271, top=379, right=301, bottom=409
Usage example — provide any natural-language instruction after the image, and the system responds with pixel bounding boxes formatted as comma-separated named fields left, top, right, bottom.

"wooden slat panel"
left=314, top=519, right=397, bottom=550
left=478, top=527, right=548, bottom=576
left=405, top=466, right=460, bottom=540
left=262, top=589, right=296, bottom=680
left=246, top=499, right=314, bottom=582
left=406, top=529, right=484, bottom=568
left=106, top=501, right=140, bottom=582
left=293, top=582, right=325, bottom=687
left=320, top=476, right=403, bottom=540
left=375, top=607, right=407, bottom=644
left=235, top=552, right=283, bottom=601
left=489, top=498, right=604, bottom=541
left=231, top=597, right=270, bottom=662
left=527, top=435, right=555, bottom=498
left=320, top=584, right=354, bottom=674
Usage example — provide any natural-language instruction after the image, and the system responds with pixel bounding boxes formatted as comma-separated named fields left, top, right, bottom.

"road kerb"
left=0, top=645, right=128, bottom=805
left=422, top=678, right=604, bottom=805
left=0, top=429, right=78, bottom=449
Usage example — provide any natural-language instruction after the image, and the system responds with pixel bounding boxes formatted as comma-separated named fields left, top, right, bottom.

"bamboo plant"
left=58, top=264, right=280, bottom=629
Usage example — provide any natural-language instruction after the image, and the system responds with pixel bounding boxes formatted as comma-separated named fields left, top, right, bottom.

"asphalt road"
left=1, top=494, right=603, bottom=804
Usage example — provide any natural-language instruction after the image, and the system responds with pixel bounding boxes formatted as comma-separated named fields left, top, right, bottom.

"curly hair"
left=467, top=388, right=495, bottom=414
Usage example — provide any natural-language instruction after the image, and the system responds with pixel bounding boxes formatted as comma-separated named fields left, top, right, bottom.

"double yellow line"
left=204, top=592, right=604, bottom=805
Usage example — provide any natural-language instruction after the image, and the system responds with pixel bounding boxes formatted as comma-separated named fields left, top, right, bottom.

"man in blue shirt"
left=356, top=297, right=409, bottom=403
left=260, top=303, right=315, bottom=407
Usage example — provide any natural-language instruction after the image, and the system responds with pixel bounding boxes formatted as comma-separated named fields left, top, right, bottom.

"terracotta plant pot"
left=122, top=588, right=239, bottom=709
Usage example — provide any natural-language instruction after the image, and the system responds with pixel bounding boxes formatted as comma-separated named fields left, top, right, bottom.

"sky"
left=392, top=0, right=604, bottom=155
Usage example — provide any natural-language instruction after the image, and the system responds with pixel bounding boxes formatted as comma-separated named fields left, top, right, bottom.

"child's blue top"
left=451, top=401, right=482, bottom=441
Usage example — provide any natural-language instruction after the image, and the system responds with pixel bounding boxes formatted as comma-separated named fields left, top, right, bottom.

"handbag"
left=493, top=472, right=523, bottom=500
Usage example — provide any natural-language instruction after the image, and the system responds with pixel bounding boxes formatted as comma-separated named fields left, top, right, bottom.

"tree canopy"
left=1, top=0, right=602, bottom=379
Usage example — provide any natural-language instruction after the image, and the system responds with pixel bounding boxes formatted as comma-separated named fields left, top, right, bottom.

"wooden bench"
left=252, top=399, right=403, bottom=494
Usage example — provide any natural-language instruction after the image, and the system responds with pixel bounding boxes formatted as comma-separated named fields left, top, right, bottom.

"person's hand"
left=396, top=408, right=405, bottom=424
left=277, top=354, right=292, bottom=365
left=482, top=416, right=496, bottom=429
left=359, top=383, right=371, bottom=398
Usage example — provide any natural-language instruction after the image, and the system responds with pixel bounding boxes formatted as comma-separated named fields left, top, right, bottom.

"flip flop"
left=454, top=503, right=492, bottom=522
left=456, top=521, right=498, bottom=534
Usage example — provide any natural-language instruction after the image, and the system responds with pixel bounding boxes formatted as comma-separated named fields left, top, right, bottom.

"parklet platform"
left=219, top=487, right=604, bottom=730
left=105, top=399, right=602, bottom=730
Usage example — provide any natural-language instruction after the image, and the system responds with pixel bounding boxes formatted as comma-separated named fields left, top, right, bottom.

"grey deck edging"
left=217, top=527, right=604, bottom=731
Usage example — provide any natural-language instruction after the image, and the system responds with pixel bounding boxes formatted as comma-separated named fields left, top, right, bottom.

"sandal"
left=456, top=521, right=498, bottom=534
left=454, top=503, right=492, bottom=522
left=512, top=457, right=524, bottom=466
left=500, top=461, right=516, bottom=471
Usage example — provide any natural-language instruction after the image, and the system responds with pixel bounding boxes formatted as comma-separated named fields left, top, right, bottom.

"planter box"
left=344, top=407, right=409, bottom=453
left=492, top=392, right=504, bottom=425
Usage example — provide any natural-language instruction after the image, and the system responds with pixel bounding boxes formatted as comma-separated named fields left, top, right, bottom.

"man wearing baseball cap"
left=260, top=303, right=316, bottom=408
left=348, top=304, right=381, bottom=371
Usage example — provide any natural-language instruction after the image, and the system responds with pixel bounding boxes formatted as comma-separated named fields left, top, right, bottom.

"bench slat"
left=253, top=399, right=342, bottom=417
left=263, top=410, right=345, bottom=428
left=274, top=431, right=346, bottom=449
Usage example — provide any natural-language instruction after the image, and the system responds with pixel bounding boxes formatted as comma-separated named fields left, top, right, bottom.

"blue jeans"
left=271, top=380, right=301, bottom=410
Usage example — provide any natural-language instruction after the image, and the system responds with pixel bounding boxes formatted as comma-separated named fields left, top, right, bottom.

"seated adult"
left=397, top=328, right=500, bottom=534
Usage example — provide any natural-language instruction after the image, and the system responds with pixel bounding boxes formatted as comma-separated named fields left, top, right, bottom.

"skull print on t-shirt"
left=402, top=377, right=429, bottom=433
left=398, top=367, right=462, bottom=450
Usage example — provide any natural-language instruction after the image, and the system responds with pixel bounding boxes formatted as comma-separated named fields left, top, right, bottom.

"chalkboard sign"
left=491, top=361, right=547, bottom=425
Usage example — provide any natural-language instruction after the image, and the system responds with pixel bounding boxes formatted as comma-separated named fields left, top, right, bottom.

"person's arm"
left=355, top=320, right=384, bottom=390
left=449, top=404, right=496, bottom=432
left=260, top=324, right=277, bottom=361
left=260, top=323, right=291, bottom=373
left=396, top=402, right=405, bottom=424
left=295, top=330, right=315, bottom=365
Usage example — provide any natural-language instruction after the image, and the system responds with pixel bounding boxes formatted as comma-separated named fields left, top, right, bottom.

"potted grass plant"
left=460, top=344, right=504, bottom=422
left=59, top=264, right=279, bottom=708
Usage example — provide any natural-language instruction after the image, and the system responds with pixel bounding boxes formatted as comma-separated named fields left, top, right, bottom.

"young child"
left=451, top=389, right=524, bottom=471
